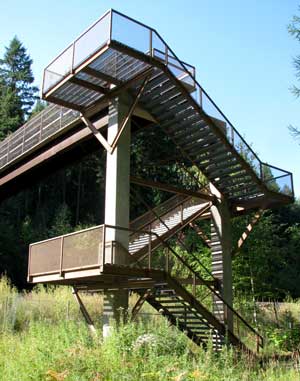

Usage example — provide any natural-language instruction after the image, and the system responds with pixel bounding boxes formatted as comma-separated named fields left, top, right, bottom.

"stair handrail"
left=102, top=223, right=263, bottom=351
left=111, top=10, right=293, bottom=198
left=130, top=193, right=188, bottom=231
left=130, top=188, right=216, bottom=283
left=155, top=235, right=264, bottom=350
left=133, top=201, right=217, bottom=286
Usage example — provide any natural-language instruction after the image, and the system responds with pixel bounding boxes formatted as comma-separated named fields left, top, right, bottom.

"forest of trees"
left=0, top=35, right=299, bottom=302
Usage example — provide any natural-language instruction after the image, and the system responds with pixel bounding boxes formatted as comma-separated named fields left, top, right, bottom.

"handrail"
left=109, top=10, right=293, bottom=199
left=130, top=193, right=189, bottom=231
left=102, top=223, right=264, bottom=351
left=130, top=188, right=215, bottom=284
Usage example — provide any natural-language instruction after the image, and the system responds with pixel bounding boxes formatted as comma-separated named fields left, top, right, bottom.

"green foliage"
left=267, top=326, right=300, bottom=352
left=0, top=36, right=38, bottom=131
left=288, top=8, right=300, bottom=138
left=0, top=277, right=300, bottom=379
left=232, top=201, right=300, bottom=300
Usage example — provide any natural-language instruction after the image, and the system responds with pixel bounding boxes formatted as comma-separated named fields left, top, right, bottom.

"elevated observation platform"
left=40, top=9, right=293, bottom=210
left=0, top=10, right=293, bottom=212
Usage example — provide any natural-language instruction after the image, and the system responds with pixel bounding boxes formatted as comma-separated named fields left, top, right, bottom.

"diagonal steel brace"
left=80, top=75, right=151, bottom=154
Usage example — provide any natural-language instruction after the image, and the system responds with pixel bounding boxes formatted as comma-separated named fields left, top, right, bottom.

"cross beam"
left=130, top=176, right=214, bottom=202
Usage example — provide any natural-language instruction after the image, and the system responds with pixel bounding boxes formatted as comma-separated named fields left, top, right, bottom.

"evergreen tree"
left=288, top=8, right=300, bottom=140
left=0, top=36, right=38, bottom=138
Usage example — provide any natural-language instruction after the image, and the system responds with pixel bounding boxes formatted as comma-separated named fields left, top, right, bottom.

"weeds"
left=0, top=277, right=299, bottom=380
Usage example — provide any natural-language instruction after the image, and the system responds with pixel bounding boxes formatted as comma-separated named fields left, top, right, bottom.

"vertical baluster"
left=40, top=112, right=43, bottom=142
left=59, top=236, right=64, bottom=277
left=199, top=87, right=203, bottom=109
left=165, top=248, right=169, bottom=273
left=149, top=30, right=153, bottom=56
left=231, top=127, right=234, bottom=146
left=22, top=126, right=25, bottom=154
left=192, top=273, right=196, bottom=297
left=148, top=224, right=152, bottom=269
left=71, top=41, right=76, bottom=74
left=102, top=224, right=106, bottom=267
left=260, top=162, right=263, bottom=180
left=60, top=107, right=63, bottom=130
left=165, top=45, right=168, bottom=66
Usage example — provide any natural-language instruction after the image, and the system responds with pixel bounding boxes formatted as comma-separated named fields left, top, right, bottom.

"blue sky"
left=0, top=0, right=299, bottom=196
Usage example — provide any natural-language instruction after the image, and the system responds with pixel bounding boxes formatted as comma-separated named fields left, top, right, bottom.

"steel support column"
left=210, top=184, right=233, bottom=333
left=103, top=93, right=131, bottom=337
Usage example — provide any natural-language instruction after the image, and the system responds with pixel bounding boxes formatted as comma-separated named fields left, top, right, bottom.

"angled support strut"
left=80, top=75, right=150, bottom=154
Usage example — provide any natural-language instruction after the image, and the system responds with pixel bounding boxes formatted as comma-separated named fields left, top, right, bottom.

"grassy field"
left=0, top=277, right=299, bottom=381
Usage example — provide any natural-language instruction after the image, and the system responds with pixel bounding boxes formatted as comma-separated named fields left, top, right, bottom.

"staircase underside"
left=49, top=263, right=252, bottom=353
left=43, top=40, right=293, bottom=211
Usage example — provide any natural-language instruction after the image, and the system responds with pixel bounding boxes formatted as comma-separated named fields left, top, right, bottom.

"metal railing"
left=0, top=9, right=292, bottom=200
left=130, top=194, right=188, bottom=231
left=0, top=104, right=80, bottom=172
left=28, top=222, right=263, bottom=352
left=28, top=225, right=104, bottom=278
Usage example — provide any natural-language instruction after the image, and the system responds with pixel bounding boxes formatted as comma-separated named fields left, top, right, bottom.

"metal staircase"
left=131, top=66, right=288, bottom=207
left=128, top=266, right=262, bottom=354
left=24, top=9, right=292, bottom=355
left=129, top=194, right=210, bottom=259
left=38, top=9, right=293, bottom=211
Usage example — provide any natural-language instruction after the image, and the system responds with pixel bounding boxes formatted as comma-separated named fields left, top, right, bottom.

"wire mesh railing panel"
left=29, top=237, right=62, bottom=275
left=62, top=227, right=103, bottom=270
left=29, top=226, right=104, bottom=278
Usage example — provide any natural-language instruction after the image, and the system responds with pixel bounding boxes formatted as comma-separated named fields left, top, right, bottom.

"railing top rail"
left=109, top=9, right=291, bottom=191
left=130, top=194, right=190, bottom=230
left=262, top=161, right=292, bottom=176
left=29, top=224, right=104, bottom=247
left=44, top=9, right=112, bottom=71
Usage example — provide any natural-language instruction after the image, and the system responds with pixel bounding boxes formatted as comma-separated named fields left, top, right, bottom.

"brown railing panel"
left=62, top=227, right=103, bottom=270
left=29, top=237, right=62, bottom=275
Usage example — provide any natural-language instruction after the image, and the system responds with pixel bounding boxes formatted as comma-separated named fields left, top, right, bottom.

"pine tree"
left=0, top=36, right=38, bottom=138
left=288, top=9, right=300, bottom=140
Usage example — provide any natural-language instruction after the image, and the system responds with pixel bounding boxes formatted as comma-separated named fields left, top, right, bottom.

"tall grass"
left=0, top=277, right=299, bottom=380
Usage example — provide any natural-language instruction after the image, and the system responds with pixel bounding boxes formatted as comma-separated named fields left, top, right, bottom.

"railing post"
left=59, top=236, right=64, bottom=277
left=40, top=112, right=43, bottom=142
left=199, top=88, right=203, bottom=109
left=109, top=9, right=113, bottom=43
left=22, top=126, right=25, bottom=154
left=7, top=133, right=11, bottom=164
left=102, top=224, right=106, bottom=267
left=165, top=45, right=168, bottom=66
left=71, top=41, right=76, bottom=74
left=180, top=203, right=183, bottom=225
left=59, top=107, right=63, bottom=130
left=149, top=30, right=153, bottom=56
left=260, top=162, right=263, bottom=180
left=230, top=127, right=234, bottom=146
left=165, top=248, right=169, bottom=273
left=148, top=226, right=152, bottom=270
left=192, top=273, right=196, bottom=297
